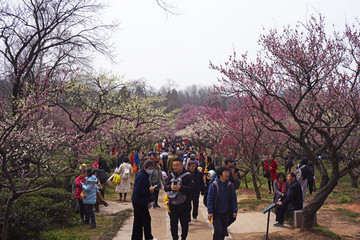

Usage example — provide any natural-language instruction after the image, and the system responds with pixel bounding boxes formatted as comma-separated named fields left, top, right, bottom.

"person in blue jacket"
left=207, top=166, right=238, bottom=240
left=134, top=150, right=140, bottom=170
left=81, top=168, right=98, bottom=229
left=131, top=160, right=158, bottom=240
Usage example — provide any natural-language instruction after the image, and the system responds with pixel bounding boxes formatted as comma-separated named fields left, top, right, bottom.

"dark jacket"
left=298, top=163, right=312, bottom=181
left=307, top=166, right=314, bottom=182
left=99, top=158, right=110, bottom=173
left=164, top=168, right=194, bottom=206
left=281, top=180, right=303, bottom=211
left=189, top=169, right=205, bottom=195
left=207, top=177, right=238, bottom=214
left=132, top=170, right=152, bottom=205
left=229, top=170, right=241, bottom=189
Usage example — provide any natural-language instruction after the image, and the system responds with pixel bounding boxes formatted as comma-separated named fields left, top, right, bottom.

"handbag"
left=112, top=173, right=121, bottom=184
left=80, top=191, right=86, bottom=199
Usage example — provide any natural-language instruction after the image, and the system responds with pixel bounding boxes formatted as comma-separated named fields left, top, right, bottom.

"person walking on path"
left=74, top=169, right=86, bottom=223
left=284, top=152, right=294, bottom=174
left=150, top=160, right=164, bottom=208
left=167, top=150, right=177, bottom=173
left=94, top=170, right=109, bottom=212
left=207, top=166, right=238, bottom=240
left=224, top=158, right=241, bottom=189
left=274, top=172, right=303, bottom=227
left=131, top=160, right=158, bottom=240
left=307, top=163, right=315, bottom=196
left=187, top=160, right=205, bottom=223
left=97, top=155, right=110, bottom=196
left=165, top=157, right=195, bottom=240
left=296, top=157, right=312, bottom=201
left=264, top=155, right=278, bottom=194
left=134, top=150, right=140, bottom=171
left=81, top=168, right=98, bottom=229
left=116, top=156, right=133, bottom=202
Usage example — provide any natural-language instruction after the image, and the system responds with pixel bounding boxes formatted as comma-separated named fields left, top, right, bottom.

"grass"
left=336, top=208, right=360, bottom=223
left=37, top=209, right=133, bottom=240
left=313, top=225, right=342, bottom=240
left=237, top=198, right=273, bottom=211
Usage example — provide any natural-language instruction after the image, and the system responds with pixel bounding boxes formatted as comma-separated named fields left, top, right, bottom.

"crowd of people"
left=72, top=137, right=316, bottom=240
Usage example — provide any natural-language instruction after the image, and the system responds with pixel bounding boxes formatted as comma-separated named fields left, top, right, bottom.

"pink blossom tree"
left=206, top=97, right=285, bottom=199
left=211, top=15, right=360, bottom=230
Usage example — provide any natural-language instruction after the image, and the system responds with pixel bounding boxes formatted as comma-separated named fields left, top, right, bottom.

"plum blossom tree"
left=211, top=15, right=360, bottom=230
left=109, top=95, right=176, bottom=154
left=174, top=104, right=221, bottom=151
left=0, top=78, right=85, bottom=239
left=0, top=0, right=116, bottom=113
left=206, top=97, right=286, bottom=199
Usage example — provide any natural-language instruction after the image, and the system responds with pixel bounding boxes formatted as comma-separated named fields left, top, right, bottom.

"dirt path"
left=317, top=208, right=360, bottom=239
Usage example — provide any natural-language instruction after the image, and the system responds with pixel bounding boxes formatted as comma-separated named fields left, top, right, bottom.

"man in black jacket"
left=188, top=160, right=205, bottom=223
left=131, top=160, right=157, bottom=240
left=297, top=157, right=313, bottom=201
left=98, top=156, right=110, bottom=197
left=224, top=158, right=240, bottom=190
left=274, top=172, right=303, bottom=227
left=164, top=158, right=194, bottom=240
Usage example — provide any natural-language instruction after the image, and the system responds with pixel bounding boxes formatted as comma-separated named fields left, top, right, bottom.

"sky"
left=94, top=0, right=360, bottom=90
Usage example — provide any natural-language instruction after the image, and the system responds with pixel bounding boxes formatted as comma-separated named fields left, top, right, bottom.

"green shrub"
left=0, top=188, right=76, bottom=239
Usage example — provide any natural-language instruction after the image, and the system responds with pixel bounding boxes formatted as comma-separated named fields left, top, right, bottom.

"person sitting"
left=273, top=172, right=289, bottom=203
left=274, top=172, right=303, bottom=227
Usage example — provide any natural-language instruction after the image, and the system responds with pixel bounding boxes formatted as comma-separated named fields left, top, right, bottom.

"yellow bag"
left=112, top=174, right=121, bottom=185
left=163, top=194, right=170, bottom=213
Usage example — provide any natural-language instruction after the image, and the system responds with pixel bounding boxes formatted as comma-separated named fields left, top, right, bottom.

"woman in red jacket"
left=264, top=155, right=278, bottom=194
left=75, top=169, right=86, bottom=223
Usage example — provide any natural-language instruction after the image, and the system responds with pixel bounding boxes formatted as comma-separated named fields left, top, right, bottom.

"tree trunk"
left=251, top=170, right=261, bottom=200
left=244, top=173, right=248, bottom=189
left=300, top=176, right=338, bottom=231
left=313, top=158, right=329, bottom=190
left=2, top=194, right=17, bottom=240
left=349, top=169, right=359, bottom=188
left=250, top=159, right=261, bottom=200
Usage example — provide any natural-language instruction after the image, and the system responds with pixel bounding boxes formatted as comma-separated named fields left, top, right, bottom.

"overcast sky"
left=94, top=0, right=360, bottom=90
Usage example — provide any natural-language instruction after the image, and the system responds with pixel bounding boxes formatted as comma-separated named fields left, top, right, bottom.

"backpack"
left=96, top=169, right=107, bottom=184
left=296, top=164, right=306, bottom=182
left=121, top=166, right=131, bottom=180
left=211, top=181, right=233, bottom=211
left=167, top=172, right=191, bottom=205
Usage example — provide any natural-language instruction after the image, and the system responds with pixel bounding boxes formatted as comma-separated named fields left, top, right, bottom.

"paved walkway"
left=95, top=200, right=132, bottom=216
left=113, top=191, right=214, bottom=240
left=113, top=192, right=290, bottom=240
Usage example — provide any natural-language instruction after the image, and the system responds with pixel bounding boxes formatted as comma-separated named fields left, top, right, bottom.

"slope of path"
left=95, top=200, right=132, bottom=216
left=114, top=191, right=214, bottom=240
left=228, top=211, right=292, bottom=235
left=112, top=192, right=292, bottom=240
